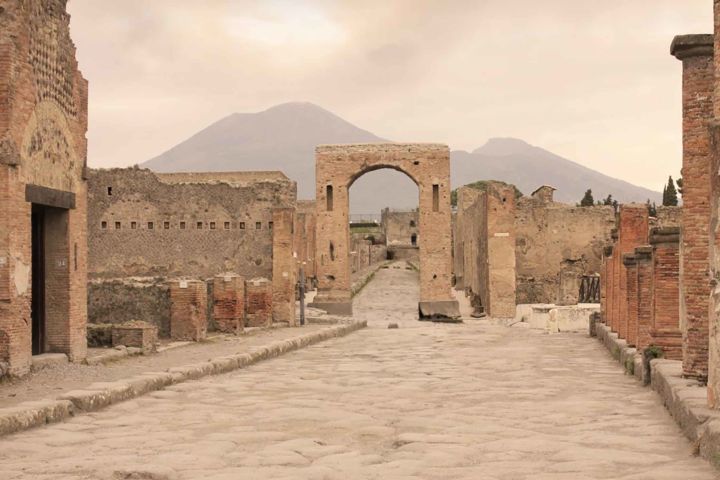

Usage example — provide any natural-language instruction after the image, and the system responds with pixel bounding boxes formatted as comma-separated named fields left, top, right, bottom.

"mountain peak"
left=473, top=137, right=534, bottom=156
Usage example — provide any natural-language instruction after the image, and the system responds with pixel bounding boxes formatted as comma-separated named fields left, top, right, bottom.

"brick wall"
left=616, top=205, right=650, bottom=340
left=635, top=246, right=654, bottom=352
left=0, top=0, right=89, bottom=375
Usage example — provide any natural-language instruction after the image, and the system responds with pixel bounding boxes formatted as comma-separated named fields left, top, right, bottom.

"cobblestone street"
left=1, top=264, right=717, bottom=479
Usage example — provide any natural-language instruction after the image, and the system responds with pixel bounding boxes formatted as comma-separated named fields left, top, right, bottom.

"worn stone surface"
left=314, top=144, right=457, bottom=318
left=0, top=0, right=89, bottom=376
left=0, top=266, right=716, bottom=478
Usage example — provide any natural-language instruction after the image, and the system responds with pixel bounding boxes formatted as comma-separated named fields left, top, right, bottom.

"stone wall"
left=0, top=0, right=89, bottom=376
left=381, top=209, right=419, bottom=247
left=87, top=168, right=296, bottom=280
left=515, top=198, right=615, bottom=304
left=454, top=183, right=516, bottom=318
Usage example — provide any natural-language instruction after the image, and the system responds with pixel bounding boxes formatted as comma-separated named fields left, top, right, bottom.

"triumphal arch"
left=310, top=143, right=460, bottom=319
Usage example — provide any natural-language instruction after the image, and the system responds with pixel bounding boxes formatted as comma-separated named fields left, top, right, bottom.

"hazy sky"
left=66, top=0, right=712, bottom=192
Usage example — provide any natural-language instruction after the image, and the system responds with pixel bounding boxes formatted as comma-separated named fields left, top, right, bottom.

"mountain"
left=451, top=138, right=662, bottom=204
left=141, top=102, right=662, bottom=213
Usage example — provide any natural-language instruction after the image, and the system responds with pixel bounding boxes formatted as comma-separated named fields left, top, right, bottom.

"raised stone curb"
left=594, top=322, right=720, bottom=469
left=351, top=262, right=390, bottom=298
left=0, top=321, right=366, bottom=438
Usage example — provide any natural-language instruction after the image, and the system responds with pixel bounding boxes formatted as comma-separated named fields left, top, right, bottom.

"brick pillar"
left=600, top=245, right=613, bottom=324
left=623, top=254, right=639, bottom=347
left=672, top=34, right=714, bottom=380
left=708, top=1, right=720, bottom=407
left=610, top=229, right=619, bottom=332
left=650, top=228, right=682, bottom=360
left=616, top=206, right=649, bottom=340
left=272, top=208, right=297, bottom=326
left=170, top=279, right=208, bottom=341
left=635, top=246, right=654, bottom=352
left=246, top=278, right=272, bottom=327
left=212, top=273, right=244, bottom=334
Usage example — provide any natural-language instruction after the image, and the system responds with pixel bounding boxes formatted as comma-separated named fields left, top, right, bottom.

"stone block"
left=111, top=321, right=158, bottom=353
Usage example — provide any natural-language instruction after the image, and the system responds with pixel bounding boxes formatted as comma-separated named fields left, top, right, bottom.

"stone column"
left=623, top=254, right=639, bottom=347
left=610, top=229, right=620, bottom=332
left=616, top=205, right=649, bottom=341
left=672, top=34, right=714, bottom=380
left=635, top=246, right=654, bottom=352
left=650, top=228, right=682, bottom=360
left=272, top=207, right=297, bottom=326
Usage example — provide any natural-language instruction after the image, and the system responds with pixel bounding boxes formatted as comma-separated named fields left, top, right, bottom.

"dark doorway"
left=31, top=204, right=46, bottom=355
left=411, top=234, right=418, bottom=246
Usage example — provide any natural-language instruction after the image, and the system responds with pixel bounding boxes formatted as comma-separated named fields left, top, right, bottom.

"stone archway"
left=309, top=143, right=460, bottom=319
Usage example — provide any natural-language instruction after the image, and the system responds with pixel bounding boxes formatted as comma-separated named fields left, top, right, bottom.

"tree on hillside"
left=663, top=176, right=678, bottom=206
left=603, top=194, right=613, bottom=206
left=579, top=189, right=594, bottom=207
left=676, top=176, right=684, bottom=196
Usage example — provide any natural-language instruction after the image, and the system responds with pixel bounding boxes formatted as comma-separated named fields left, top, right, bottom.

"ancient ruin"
left=311, top=143, right=459, bottom=318
left=0, top=0, right=89, bottom=376
left=7, top=1, right=720, bottom=477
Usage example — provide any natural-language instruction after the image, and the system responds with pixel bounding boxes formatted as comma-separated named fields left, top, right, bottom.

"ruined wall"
left=294, top=200, right=317, bottom=281
left=87, top=168, right=296, bottom=280
left=381, top=209, right=419, bottom=247
left=454, top=183, right=516, bottom=318
left=0, top=0, right=89, bottom=375
left=515, top=199, right=615, bottom=305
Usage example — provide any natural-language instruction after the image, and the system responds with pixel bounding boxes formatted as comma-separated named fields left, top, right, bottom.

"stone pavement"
left=1, top=262, right=717, bottom=479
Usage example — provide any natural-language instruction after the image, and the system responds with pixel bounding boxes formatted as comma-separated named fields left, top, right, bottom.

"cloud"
left=66, top=0, right=712, bottom=192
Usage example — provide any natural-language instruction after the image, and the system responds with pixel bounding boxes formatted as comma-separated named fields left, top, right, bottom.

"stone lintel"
left=25, top=184, right=76, bottom=209
left=634, top=245, right=653, bottom=260
left=622, top=253, right=637, bottom=266
left=650, top=227, right=680, bottom=245
left=671, top=34, right=714, bottom=60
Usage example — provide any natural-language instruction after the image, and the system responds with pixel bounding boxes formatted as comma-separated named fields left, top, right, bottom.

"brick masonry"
left=672, top=34, right=714, bottom=380
left=245, top=278, right=272, bottom=328
left=650, top=228, right=683, bottom=361
left=635, top=246, right=654, bottom=352
left=623, top=254, right=639, bottom=347
left=313, top=144, right=458, bottom=318
left=111, top=321, right=158, bottom=352
left=709, top=0, right=720, bottom=407
left=616, top=205, right=649, bottom=340
left=0, top=0, right=89, bottom=376
left=212, top=274, right=244, bottom=334
left=169, top=280, right=207, bottom=341
left=272, top=207, right=297, bottom=326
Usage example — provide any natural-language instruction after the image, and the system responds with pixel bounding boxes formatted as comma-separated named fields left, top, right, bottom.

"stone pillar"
left=635, top=246, right=654, bottom=352
left=212, top=273, right=244, bottom=334
left=650, top=228, right=682, bottom=360
left=246, top=278, right=272, bottom=327
left=557, top=270, right=581, bottom=306
left=170, top=279, right=208, bottom=341
left=623, top=254, right=639, bottom=347
left=272, top=207, right=297, bottom=326
left=672, top=34, right=714, bottom=380
left=616, top=205, right=650, bottom=341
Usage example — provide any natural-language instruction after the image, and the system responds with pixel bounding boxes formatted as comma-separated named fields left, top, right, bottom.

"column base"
left=419, top=300, right=461, bottom=322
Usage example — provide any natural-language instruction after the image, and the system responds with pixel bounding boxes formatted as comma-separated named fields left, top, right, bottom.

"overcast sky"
left=67, top=0, right=712, bottom=192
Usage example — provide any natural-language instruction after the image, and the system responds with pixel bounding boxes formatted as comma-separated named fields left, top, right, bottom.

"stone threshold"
left=0, top=321, right=367, bottom=438
left=594, top=322, right=720, bottom=469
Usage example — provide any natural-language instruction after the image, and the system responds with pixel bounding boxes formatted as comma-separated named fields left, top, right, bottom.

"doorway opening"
left=31, top=204, right=46, bottom=355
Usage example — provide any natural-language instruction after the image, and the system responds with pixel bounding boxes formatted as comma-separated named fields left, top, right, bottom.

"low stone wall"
left=516, top=303, right=599, bottom=333
left=88, top=279, right=171, bottom=337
